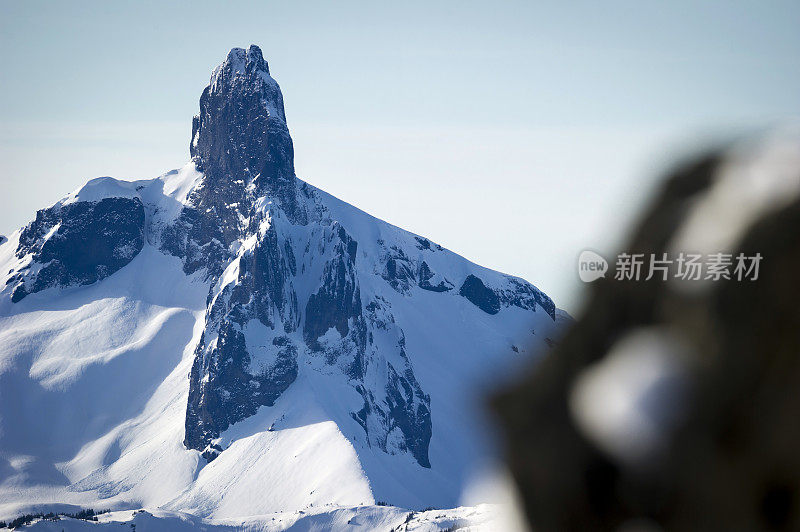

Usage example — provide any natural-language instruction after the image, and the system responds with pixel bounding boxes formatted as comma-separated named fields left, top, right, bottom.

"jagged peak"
left=190, top=45, right=298, bottom=221
left=197, top=43, right=287, bottom=133
left=210, top=45, right=272, bottom=89
left=246, top=45, right=269, bottom=73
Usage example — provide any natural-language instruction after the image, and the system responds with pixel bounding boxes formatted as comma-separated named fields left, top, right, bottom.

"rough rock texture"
left=459, top=274, right=501, bottom=314
left=418, top=261, right=454, bottom=292
left=162, top=46, right=300, bottom=278
left=178, top=47, right=439, bottom=466
left=499, top=276, right=556, bottom=319
left=191, top=45, right=298, bottom=227
left=8, top=197, right=145, bottom=302
left=493, top=135, right=800, bottom=531
left=304, top=225, right=361, bottom=345
left=1, top=46, right=560, bottom=484
left=160, top=205, right=229, bottom=277
left=186, top=324, right=299, bottom=462
left=175, top=46, right=559, bottom=470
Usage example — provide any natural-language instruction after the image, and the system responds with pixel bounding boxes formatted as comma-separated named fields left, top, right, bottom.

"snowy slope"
left=12, top=504, right=504, bottom=531
left=0, top=45, right=565, bottom=525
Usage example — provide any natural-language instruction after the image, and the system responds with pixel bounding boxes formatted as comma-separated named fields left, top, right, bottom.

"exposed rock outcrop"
left=9, top=197, right=145, bottom=302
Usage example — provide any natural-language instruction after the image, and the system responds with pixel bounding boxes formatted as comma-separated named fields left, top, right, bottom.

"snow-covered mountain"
left=0, top=46, right=565, bottom=527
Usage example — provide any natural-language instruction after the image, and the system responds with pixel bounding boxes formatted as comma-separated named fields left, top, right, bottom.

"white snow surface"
left=60, top=176, right=142, bottom=206
left=10, top=504, right=503, bottom=531
left=0, top=162, right=561, bottom=527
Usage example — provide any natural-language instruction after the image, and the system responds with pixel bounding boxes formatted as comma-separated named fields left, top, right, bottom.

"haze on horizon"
left=1, top=0, right=798, bottom=313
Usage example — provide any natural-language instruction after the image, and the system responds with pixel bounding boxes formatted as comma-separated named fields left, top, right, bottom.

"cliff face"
left=174, top=47, right=560, bottom=469
left=8, top=195, right=145, bottom=303
left=0, top=45, right=564, bottom=515
left=189, top=46, right=299, bottom=234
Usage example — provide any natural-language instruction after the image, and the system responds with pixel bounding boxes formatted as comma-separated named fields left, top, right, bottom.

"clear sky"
left=1, top=1, right=798, bottom=313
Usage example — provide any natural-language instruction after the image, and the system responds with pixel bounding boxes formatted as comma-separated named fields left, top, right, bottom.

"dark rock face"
left=160, top=205, right=229, bottom=277
left=384, top=358, right=432, bottom=468
left=174, top=43, right=436, bottom=466
left=168, top=39, right=549, bottom=468
left=2, top=44, right=560, bottom=485
left=183, top=214, right=300, bottom=455
left=80, top=45, right=547, bottom=473
left=243, top=224, right=299, bottom=329
left=493, top=141, right=800, bottom=531
left=355, top=299, right=433, bottom=468
left=380, top=246, right=454, bottom=294
left=459, top=274, right=500, bottom=314
left=352, top=358, right=433, bottom=469
left=173, top=47, right=315, bottom=458
left=9, top=198, right=145, bottom=302
left=300, top=225, right=433, bottom=468
left=304, top=225, right=361, bottom=344
left=414, top=236, right=443, bottom=252
left=499, top=277, right=556, bottom=319
left=381, top=245, right=417, bottom=294
left=190, top=45, right=298, bottom=227
left=176, top=47, right=318, bottom=460
left=161, top=45, right=301, bottom=276
left=185, top=325, right=298, bottom=461
left=418, top=261, right=453, bottom=292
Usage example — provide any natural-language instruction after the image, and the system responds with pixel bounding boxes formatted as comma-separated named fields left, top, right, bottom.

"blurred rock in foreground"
left=494, top=131, right=800, bottom=531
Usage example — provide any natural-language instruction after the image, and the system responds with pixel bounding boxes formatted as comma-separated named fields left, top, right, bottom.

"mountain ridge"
left=0, top=45, right=565, bottom=522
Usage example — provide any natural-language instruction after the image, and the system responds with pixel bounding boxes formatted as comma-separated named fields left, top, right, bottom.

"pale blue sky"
left=1, top=1, right=798, bottom=312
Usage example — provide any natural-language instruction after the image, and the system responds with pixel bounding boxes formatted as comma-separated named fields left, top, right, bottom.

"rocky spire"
left=190, top=45, right=297, bottom=218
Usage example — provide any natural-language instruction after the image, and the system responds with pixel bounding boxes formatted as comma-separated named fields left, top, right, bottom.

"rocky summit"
left=0, top=45, right=566, bottom=522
